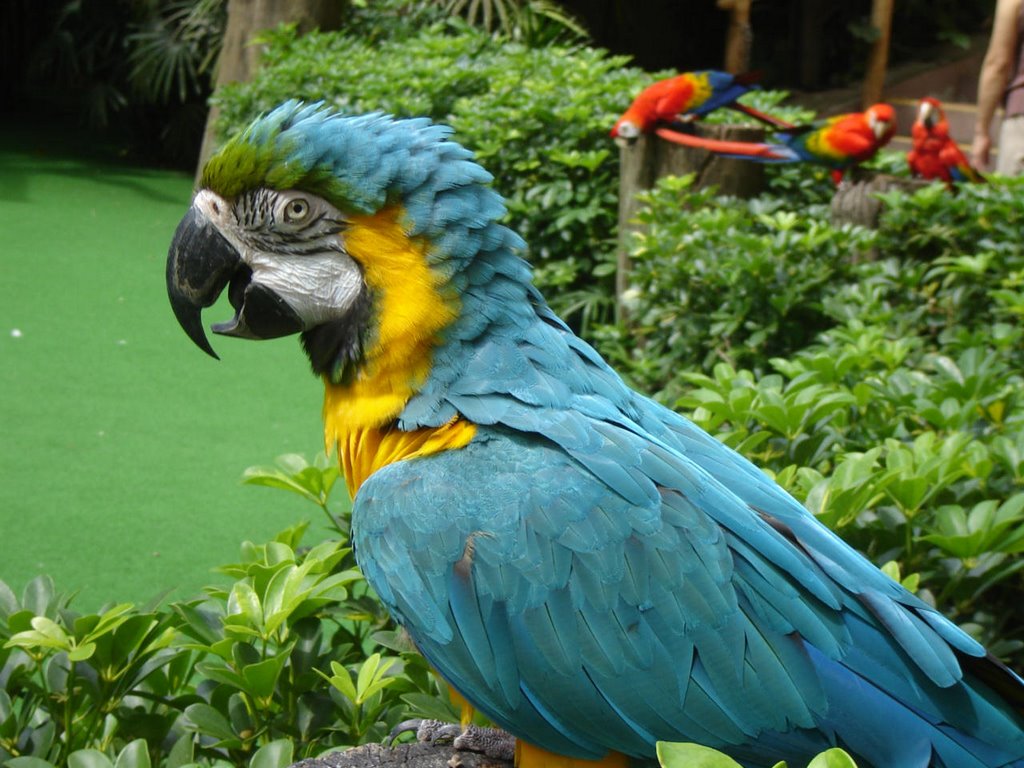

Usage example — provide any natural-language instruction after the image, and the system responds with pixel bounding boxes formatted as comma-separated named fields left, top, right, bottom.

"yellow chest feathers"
left=333, top=418, right=476, bottom=498
left=321, top=205, right=472, bottom=495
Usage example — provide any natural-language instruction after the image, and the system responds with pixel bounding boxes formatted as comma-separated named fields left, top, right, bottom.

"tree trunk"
left=717, top=0, right=752, bottom=74
left=616, top=124, right=765, bottom=317
left=860, top=0, right=894, bottom=108
left=194, top=0, right=343, bottom=182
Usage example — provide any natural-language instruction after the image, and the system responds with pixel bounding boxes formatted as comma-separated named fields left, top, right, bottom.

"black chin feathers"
left=300, top=290, right=373, bottom=382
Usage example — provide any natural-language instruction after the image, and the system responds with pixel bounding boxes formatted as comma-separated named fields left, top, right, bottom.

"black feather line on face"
left=300, top=287, right=374, bottom=383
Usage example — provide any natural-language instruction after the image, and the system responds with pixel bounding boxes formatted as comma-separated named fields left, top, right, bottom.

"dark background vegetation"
left=0, top=0, right=999, bottom=170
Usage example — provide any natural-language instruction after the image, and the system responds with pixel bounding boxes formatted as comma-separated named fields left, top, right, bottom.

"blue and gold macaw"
left=166, top=102, right=1024, bottom=768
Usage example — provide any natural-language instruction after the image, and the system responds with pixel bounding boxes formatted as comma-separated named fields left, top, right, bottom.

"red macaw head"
left=865, top=103, right=897, bottom=145
left=916, top=97, right=945, bottom=131
left=611, top=110, right=644, bottom=143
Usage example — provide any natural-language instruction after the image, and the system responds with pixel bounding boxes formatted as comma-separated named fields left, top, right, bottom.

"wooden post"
left=717, top=0, right=752, bottom=74
left=616, top=124, right=765, bottom=319
left=861, top=0, right=895, bottom=108
left=829, top=172, right=930, bottom=263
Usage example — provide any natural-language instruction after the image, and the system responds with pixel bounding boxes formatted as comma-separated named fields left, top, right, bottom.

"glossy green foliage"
left=0, top=456, right=447, bottom=767
left=657, top=741, right=858, bottom=768
left=605, top=173, right=877, bottom=378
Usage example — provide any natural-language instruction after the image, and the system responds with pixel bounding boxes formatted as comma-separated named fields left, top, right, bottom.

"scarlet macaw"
left=907, top=97, right=985, bottom=187
left=166, top=102, right=1024, bottom=768
left=610, top=70, right=793, bottom=143
left=659, top=103, right=897, bottom=184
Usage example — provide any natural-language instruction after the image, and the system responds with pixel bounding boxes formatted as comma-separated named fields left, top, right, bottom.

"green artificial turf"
left=0, top=119, right=331, bottom=611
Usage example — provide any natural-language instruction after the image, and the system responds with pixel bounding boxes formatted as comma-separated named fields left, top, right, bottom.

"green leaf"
left=318, top=660, right=357, bottom=702
left=166, top=732, right=195, bottom=768
left=227, top=582, right=262, bottom=626
left=114, top=739, right=152, bottom=768
left=84, top=603, right=136, bottom=642
left=401, top=692, right=460, bottom=722
left=68, top=750, right=116, bottom=768
left=195, top=659, right=248, bottom=691
left=807, top=748, right=859, bottom=768
left=0, top=580, right=18, bottom=619
left=183, top=702, right=237, bottom=741
left=656, top=741, right=744, bottom=768
left=68, top=641, right=97, bottom=661
left=6, top=759, right=59, bottom=768
left=248, top=739, right=294, bottom=768
left=22, top=575, right=56, bottom=616
left=355, top=652, right=398, bottom=704
left=241, top=650, right=291, bottom=700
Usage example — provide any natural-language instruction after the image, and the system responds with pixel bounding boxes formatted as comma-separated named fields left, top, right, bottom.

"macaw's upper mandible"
left=166, top=102, right=1024, bottom=768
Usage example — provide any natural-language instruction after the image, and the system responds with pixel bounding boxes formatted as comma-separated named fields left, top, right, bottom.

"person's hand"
left=972, top=132, right=992, bottom=170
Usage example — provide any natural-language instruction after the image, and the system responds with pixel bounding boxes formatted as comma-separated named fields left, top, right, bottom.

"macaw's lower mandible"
left=166, top=101, right=1024, bottom=768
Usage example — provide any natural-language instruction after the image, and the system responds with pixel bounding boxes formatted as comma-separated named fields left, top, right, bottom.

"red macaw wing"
left=939, top=141, right=986, bottom=184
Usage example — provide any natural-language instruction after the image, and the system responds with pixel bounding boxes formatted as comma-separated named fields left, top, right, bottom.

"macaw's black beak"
left=166, top=205, right=303, bottom=359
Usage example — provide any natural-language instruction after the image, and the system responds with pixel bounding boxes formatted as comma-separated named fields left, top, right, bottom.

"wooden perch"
left=829, top=172, right=930, bottom=232
left=290, top=741, right=513, bottom=768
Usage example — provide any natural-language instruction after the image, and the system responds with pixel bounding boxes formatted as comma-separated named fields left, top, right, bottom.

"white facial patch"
left=191, top=188, right=365, bottom=330
left=246, top=251, right=363, bottom=328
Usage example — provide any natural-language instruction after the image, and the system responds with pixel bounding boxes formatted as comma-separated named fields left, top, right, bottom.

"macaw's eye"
left=283, top=197, right=310, bottom=223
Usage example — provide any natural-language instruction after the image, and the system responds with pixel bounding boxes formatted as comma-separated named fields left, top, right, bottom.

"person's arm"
left=973, top=0, right=1022, bottom=169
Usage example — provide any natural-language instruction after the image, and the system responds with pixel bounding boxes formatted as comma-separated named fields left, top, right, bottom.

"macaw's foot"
left=390, top=719, right=517, bottom=761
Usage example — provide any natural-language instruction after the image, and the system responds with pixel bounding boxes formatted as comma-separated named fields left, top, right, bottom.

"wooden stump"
left=616, top=123, right=766, bottom=315
left=829, top=172, right=931, bottom=230
left=289, top=742, right=513, bottom=768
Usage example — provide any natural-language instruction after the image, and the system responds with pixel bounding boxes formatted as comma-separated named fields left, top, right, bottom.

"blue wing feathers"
left=360, top=379, right=1024, bottom=768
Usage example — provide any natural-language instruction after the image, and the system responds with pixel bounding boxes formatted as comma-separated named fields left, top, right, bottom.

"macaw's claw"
left=389, top=718, right=462, bottom=745
left=389, top=719, right=516, bottom=761
left=453, top=725, right=516, bottom=761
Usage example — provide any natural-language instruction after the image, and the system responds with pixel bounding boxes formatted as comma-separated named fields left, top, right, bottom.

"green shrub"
left=0, top=457, right=449, bottom=767
left=599, top=173, right=876, bottom=394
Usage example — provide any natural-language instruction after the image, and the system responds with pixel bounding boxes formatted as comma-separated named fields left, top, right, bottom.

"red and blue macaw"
left=167, top=102, right=1024, bottom=768
left=610, top=70, right=793, bottom=143
left=659, top=103, right=897, bottom=183
left=907, top=97, right=985, bottom=187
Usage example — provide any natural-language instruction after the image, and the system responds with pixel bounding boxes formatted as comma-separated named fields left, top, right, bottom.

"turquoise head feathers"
left=200, top=101, right=518, bottom=269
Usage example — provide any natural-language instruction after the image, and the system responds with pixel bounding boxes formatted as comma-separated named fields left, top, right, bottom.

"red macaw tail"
left=728, top=102, right=797, bottom=130
left=655, top=126, right=797, bottom=161
left=955, top=165, right=987, bottom=184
